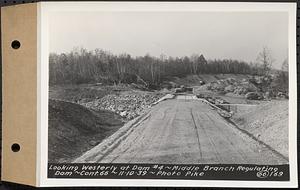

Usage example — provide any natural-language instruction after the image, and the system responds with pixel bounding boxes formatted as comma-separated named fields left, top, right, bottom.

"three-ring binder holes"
left=11, top=40, right=21, bottom=49
left=11, top=143, right=20, bottom=152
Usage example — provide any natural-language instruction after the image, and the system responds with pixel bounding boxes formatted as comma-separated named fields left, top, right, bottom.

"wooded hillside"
left=49, top=48, right=284, bottom=90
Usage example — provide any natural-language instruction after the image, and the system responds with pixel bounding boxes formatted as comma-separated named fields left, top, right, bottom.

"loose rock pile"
left=197, top=76, right=288, bottom=100
left=81, top=91, right=164, bottom=120
left=205, top=77, right=258, bottom=95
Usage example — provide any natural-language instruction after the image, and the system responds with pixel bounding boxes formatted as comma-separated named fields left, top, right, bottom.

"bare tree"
left=190, top=54, right=199, bottom=74
left=256, top=47, right=275, bottom=76
left=49, top=47, right=264, bottom=87
left=281, top=58, right=288, bottom=72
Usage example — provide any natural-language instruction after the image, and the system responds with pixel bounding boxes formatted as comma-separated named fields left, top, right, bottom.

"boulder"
left=264, top=91, right=271, bottom=100
left=234, top=87, right=248, bottom=95
left=82, top=91, right=164, bottom=120
left=226, top=78, right=236, bottom=84
left=224, top=85, right=234, bottom=92
left=120, top=111, right=127, bottom=117
left=277, top=92, right=288, bottom=99
left=245, top=92, right=262, bottom=100
left=242, top=78, right=248, bottom=82
left=254, top=76, right=263, bottom=84
left=89, top=140, right=99, bottom=146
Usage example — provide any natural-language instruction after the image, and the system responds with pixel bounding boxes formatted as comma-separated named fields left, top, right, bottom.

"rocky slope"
left=232, top=100, right=289, bottom=158
left=80, top=91, right=165, bottom=120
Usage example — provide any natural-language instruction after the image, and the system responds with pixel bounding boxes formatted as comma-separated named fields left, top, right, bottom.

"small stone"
left=120, top=111, right=127, bottom=117
left=89, top=140, right=98, bottom=146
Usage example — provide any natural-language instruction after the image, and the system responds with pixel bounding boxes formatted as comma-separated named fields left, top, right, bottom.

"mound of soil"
left=48, top=99, right=124, bottom=163
left=232, top=100, right=288, bottom=158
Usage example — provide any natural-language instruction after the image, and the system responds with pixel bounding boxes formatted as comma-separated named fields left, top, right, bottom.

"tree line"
left=49, top=47, right=284, bottom=89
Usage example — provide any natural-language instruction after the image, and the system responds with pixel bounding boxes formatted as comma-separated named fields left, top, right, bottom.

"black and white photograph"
left=43, top=1, right=297, bottom=186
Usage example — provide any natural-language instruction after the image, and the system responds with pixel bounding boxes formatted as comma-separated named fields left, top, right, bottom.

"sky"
left=49, top=11, right=288, bottom=69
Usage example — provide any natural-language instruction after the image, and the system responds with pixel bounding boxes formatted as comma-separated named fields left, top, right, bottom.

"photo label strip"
left=48, top=163, right=290, bottom=181
left=1, top=1, right=298, bottom=188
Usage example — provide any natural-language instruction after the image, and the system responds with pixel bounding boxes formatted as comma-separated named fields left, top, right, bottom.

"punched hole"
left=11, top=143, right=20, bottom=152
left=11, top=40, right=21, bottom=49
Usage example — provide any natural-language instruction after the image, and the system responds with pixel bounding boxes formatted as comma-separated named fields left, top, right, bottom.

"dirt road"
left=74, top=95, right=288, bottom=164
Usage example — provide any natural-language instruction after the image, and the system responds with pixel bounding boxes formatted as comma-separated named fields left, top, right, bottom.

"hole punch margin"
left=11, top=143, right=21, bottom=152
left=11, top=40, right=21, bottom=49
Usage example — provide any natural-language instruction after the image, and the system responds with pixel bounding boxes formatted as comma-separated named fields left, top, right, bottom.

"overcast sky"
left=49, top=11, right=288, bottom=69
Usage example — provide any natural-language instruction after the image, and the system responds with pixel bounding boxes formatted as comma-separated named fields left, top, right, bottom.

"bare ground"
left=74, top=98, right=287, bottom=164
left=49, top=75, right=289, bottom=164
left=48, top=99, right=124, bottom=163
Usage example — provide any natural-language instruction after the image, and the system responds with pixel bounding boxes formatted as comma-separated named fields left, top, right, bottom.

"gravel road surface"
left=74, top=96, right=288, bottom=164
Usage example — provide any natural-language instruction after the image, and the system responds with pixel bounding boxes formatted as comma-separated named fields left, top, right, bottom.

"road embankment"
left=74, top=98, right=288, bottom=164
